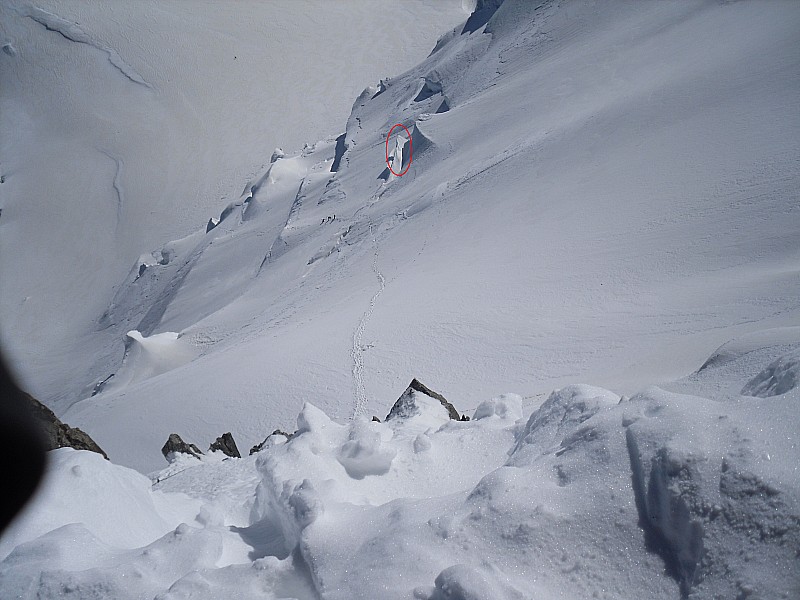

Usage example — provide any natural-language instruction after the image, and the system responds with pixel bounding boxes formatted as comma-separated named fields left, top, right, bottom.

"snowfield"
left=1, top=0, right=799, bottom=598
left=0, top=0, right=468, bottom=404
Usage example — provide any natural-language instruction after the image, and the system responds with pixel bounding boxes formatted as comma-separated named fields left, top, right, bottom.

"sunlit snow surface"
left=46, top=0, right=800, bottom=473
left=2, top=337, right=799, bottom=598
left=0, top=0, right=468, bottom=403
left=1, top=0, right=800, bottom=597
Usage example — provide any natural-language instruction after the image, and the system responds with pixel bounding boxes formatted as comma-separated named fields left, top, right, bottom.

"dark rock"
left=372, top=416, right=381, bottom=423
left=0, top=353, right=46, bottom=533
left=331, top=133, right=347, bottom=172
left=22, top=391, right=108, bottom=459
left=460, top=414, right=470, bottom=421
left=209, top=432, right=241, bottom=458
left=161, top=433, right=203, bottom=461
left=91, top=374, right=115, bottom=397
left=249, top=429, right=294, bottom=455
left=386, top=378, right=461, bottom=422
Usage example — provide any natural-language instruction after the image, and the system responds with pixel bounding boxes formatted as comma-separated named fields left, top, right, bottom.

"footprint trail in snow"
left=351, top=223, right=386, bottom=419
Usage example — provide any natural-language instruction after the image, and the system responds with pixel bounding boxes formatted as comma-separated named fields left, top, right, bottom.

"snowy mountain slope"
left=52, top=0, right=800, bottom=473
left=0, top=0, right=468, bottom=402
left=1, top=0, right=800, bottom=596
left=2, top=333, right=798, bottom=598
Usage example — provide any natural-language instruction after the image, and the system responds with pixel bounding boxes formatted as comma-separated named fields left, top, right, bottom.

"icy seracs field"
left=2, top=0, right=800, bottom=598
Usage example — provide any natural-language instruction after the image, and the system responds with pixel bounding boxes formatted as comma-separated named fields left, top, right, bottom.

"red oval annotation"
left=385, top=123, right=413, bottom=177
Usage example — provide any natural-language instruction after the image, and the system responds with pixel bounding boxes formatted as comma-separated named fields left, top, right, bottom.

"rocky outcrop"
left=23, top=390, right=108, bottom=459
left=249, top=429, right=294, bottom=455
left=386, top=378, right=461, bottom=422
left=161, top=433, right=203, bottom=461
left=209, top=432, right=241, bottom=458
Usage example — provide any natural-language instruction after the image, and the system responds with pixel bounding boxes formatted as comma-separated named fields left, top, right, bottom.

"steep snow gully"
left=2, top=0, right=800, bottom=598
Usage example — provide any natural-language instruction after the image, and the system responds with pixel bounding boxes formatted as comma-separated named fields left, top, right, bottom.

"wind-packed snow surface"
left=2, top=0, right=800, bottom=598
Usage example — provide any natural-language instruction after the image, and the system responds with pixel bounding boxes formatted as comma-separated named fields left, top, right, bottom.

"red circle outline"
left=385, top=123, right=412, bottom=177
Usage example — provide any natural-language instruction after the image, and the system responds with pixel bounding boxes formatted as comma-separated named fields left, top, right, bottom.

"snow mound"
left=0, top=448, right=200, bottom=562
left=337, top=420, right=397, bottom=480
left=509, top=384, right=619, bottom=461
left=472, top=393, right=522, bottom=420
left=741, top=350, right=800, bottom=397
left=107, top=330, right=197, bottom=390
left=3, top=379, right=799, bottom=598
left=697, top=327, right=800, bottom=373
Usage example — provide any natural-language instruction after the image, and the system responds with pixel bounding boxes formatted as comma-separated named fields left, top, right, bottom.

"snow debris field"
left=1, top=0, right=799, bottom=598
left=2, top=342, right=799, bottom=598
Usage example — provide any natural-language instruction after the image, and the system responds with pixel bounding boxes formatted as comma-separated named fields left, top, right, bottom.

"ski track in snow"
left=351, top=223, right=386, bottom=419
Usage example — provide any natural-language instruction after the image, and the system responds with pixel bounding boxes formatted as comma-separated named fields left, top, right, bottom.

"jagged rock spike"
left=386, top=378, right=461, bottom=422
left=161, top=433, right=203, bottom=461
left=209, top=432, right=241, bottom=458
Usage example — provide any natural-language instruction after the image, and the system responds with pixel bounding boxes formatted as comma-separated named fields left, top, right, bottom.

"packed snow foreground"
left=2, top=340, right=799, bottom=599
left=2, top=0, right=800, bottom=597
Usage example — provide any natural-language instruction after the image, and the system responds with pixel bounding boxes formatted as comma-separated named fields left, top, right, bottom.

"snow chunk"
left=472, top=393, right=522, bottom=421
left=741, top=351, right=799, bottom=397
left=414, top=433, right=432, bottom=453
left=296, top=401, right=337, bottom=435
left=337, top=421, right=396, bottom=479
left=430, top=564, right=494, bottom=600
left=287, top=479, right=323, bottom=530
left=416, top=563, right=521, bottom=600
